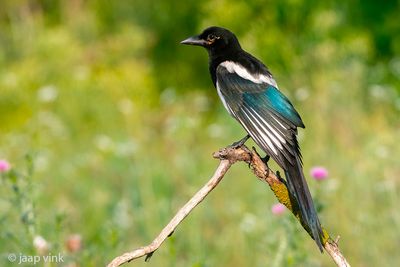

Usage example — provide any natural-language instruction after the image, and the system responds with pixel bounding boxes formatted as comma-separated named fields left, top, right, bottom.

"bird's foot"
left=261, top=155, right=270, bottom=175
left=230, top=134, right=250, bottom=149
left=251, top=146, right=270, bottom=175
left=261, top=155, right=270, bottom=165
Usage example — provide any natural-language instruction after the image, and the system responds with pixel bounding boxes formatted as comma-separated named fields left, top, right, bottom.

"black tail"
left=284, top=155, right=324, bottom=252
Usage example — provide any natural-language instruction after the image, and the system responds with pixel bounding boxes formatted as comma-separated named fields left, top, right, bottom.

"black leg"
left=230, top=134, right=250, bottom=148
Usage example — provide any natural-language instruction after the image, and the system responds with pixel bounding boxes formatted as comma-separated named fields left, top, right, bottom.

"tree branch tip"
left=212, top=145, right=251, bottom=162
left=212, top=147, right=230, bottom=159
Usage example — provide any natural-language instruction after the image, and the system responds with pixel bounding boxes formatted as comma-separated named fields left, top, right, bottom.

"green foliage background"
left=1, top=1, right=399, bottom=266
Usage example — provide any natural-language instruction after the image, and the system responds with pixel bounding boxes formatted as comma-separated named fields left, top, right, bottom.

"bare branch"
left=107, top=145, right=350, bottom=267
left=107, top=159, right=233, bottom=267
left=325, top=238, right=351, bottom=267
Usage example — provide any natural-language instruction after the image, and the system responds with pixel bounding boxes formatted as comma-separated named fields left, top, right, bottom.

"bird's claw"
left=261, top=155, right=270, bottom=175
left=230, top=134, right=250, bottom=149
left=261, top=155, right=270, bottom=165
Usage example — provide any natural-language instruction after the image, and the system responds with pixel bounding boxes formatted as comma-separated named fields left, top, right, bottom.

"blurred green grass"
left=0, top=1, right=400, bottom=266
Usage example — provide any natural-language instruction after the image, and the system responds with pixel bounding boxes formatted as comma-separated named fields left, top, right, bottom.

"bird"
left=181, top=26, right=324, bottom=252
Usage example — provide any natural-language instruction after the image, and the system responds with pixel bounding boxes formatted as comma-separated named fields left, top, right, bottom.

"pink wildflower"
left=66, top=234, right=82, bottom=253
left=0, top=159, right=11, bottom=172
left=310, top=166, right=329, bottom=181
left=271, top=203, right=286, bottom=215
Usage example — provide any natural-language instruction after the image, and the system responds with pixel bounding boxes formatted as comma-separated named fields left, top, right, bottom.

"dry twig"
left=107, top=145, right=350, bottom=267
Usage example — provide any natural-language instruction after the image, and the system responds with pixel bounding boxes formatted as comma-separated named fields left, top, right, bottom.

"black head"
left=181, top=26, right=241, bottom=56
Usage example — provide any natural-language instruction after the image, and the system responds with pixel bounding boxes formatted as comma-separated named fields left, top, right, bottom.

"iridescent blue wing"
left=216, top=62, right=304, bottom=167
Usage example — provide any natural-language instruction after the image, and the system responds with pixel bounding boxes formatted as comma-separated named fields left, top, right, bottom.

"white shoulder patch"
left=219, top=61, right=278, bottom=87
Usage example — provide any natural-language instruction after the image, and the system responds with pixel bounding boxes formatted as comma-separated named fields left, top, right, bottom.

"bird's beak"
left=180, top=35, right=207, bottom=46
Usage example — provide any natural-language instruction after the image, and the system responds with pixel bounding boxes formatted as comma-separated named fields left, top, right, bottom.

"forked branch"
left=107, top=145, right=350, bottom=267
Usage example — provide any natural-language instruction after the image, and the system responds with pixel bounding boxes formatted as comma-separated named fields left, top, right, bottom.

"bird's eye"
left=207, top=34, right=217, bottom=41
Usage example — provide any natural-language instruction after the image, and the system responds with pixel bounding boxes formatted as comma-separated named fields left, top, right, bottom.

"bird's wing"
left=216, top=61, right=304, bottom=167
left=216, top=61, right=324, bottom=251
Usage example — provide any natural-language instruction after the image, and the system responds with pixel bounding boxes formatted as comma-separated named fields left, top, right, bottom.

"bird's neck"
left=208, top=49, right=241, bottom=86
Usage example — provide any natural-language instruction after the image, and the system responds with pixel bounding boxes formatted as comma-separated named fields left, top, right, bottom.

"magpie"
left=181, top=26, right=324, bottom=251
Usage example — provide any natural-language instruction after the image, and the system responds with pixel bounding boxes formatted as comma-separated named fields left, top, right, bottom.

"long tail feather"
left=284, top=155, right=324, bottom=252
